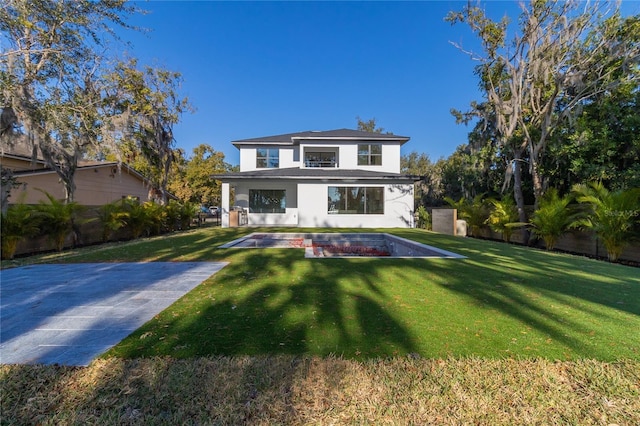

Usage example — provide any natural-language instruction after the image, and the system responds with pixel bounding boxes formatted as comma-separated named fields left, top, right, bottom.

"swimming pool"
left=220, top=233, right=465, bottom=259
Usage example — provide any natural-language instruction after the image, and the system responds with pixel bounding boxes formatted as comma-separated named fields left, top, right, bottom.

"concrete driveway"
left=0, top=262, right=227, bottom=366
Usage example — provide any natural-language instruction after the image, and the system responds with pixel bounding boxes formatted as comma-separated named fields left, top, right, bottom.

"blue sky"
left=123, top=1, right=639, bottom=166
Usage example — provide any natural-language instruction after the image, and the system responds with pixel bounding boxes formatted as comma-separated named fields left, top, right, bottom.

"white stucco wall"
left=233, top=180, right=299, bottom=226
left=239, top=146, right=297, bottom=172
left=224, top=180, right=414, bottom=228
left=239, top=141, right=402, bottom=173
left=335, top=143, right=401, bottom=173
left=297, top=181, right=414, bottom=228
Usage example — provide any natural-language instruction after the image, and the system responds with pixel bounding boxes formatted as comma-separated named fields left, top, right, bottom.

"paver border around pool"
left=220, top=232, right=466, bottom=259
left=0, top=262, right=228, bottom=366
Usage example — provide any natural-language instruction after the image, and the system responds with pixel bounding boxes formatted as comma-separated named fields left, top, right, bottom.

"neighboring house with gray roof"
left=213, top=128, right=420, bottom=228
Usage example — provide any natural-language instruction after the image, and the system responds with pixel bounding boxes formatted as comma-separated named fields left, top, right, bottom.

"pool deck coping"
left=219, top=232, right=466, bottom=259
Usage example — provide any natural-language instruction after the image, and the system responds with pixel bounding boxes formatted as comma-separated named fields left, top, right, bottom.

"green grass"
left=6, top=227, right=637, bottom=361
left=3, top=227, right=639, bottom=424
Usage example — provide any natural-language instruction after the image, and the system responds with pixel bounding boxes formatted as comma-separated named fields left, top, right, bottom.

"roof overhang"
left=12, top=162, right=146, bottom=180
left=232, top=128, right=411, bottom=149
left=212, top=168, right=422, bottom=183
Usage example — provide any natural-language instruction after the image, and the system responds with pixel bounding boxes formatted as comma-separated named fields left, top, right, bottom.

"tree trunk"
left=529, top=152, right=544, bottom=212
left=1, top=168, right=16, bottom=213
left=511, top=150, right=531, bottom=244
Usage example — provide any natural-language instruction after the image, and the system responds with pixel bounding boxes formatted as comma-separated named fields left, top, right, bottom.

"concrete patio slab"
left=0, top=262, right=228, bottom=366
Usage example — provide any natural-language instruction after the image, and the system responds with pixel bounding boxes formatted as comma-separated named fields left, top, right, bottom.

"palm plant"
left=163, top=200, right=182, bottom=232
left=464, top=194, right=490, bottom=237
left=96, top=200, right=127, bottom=242
left=1, top=202, right=41, bottom=259
left=486, top=196, right=521, bottom=242
left=162, top=200, right=198, bottom=232
left=35, top=191, right=87, bottom=251
left=445, top=194, right=490, bottom=237
left=143, top=201, right=166, bottom=236
left=120, top=197, right=150, bottom=239
left=572, top=182, right=640, bottom=262
left=530, top=188, right=578, bottom=250
left=178, top=201, right=198, bottom=230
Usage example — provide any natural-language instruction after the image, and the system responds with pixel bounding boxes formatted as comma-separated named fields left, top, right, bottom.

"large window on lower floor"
left=249, top=189, right=286, bottom=213
left=328, top=187, right=384, bottom=214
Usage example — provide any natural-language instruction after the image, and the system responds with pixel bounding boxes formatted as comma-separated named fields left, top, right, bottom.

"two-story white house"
left=213, top=128, right=420, bottom=228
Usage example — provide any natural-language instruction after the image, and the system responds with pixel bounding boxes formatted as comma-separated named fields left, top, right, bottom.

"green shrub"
left=34, top=191, right=88, bottom=251
left=530, top=188, right=578, bottom=250
left=572, top=182, right=640, bottom=261
left=0, top=202, right=41, bottom=259
left=120, top=197, right=150, bottom=239
left=164, top=200, right=183, bottom=232
left=96, top=200, right=127, bottom=242
left=416, top=205, right=431, bottom=229
left=143, top=201, right=166, bottom=236
left=445, top=194, right=490, bottom=237
left=486, top=196, right=520, bottom=242
left=179, top=201, right=198, bottom=230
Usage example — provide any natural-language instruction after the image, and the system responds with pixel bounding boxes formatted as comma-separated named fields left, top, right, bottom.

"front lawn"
left=16, top=227, right=635, bottom=361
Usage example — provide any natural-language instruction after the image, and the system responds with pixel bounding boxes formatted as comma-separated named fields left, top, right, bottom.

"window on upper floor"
left=357, top=144, right=382, bottom=166
left=304, top=151, right=337, bottom=168
left=327, top=186, right=384, bottom=214
left=256, top=148, right=279, bottom=168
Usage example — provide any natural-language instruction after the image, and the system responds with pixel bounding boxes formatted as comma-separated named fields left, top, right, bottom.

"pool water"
left=220, top=233, right=465, bottom=259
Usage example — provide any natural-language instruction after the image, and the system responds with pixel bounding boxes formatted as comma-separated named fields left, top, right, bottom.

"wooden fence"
left=13, top=209, right=220, bottom=258
left=431, top=208, right=639, bottom=264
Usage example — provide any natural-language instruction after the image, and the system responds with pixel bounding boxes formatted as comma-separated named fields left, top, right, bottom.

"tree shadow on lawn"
left=399, top=242, right=640, bottom=360
left=109, top=250, right=417, bottom=359
left=394, top=230, right=639, bottom=316
left=106, top=231, right=639, bottom=361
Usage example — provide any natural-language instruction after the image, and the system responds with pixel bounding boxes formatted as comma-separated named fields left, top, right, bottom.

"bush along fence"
left=474, top=226, right=640, bottom=265
left=1, top=196, right=209, bottom=260
left=435, top=182, right=640, bottom=265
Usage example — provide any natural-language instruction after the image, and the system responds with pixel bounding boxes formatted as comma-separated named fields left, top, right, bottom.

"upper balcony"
left=303, top=149, right=338, bottom=168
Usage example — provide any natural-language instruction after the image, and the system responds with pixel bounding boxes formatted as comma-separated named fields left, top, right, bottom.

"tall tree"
left=439, top=144, right=505, bottom=203
left=36, top=61, right=105, bottom=202
left=102, top=58, right=193, bottom=204
left=401, top=151, right=443, bottom=207
left=167, top=144, right=233, bottom=206
left=447, top=1, right=640, bottom=219
left=447, top=106, right=509, bottom=203
left=356, top=116, right=385, bottom=133
left=543, top=71, right=640, bottom=192
left=0, top=0, right=138, bottom=202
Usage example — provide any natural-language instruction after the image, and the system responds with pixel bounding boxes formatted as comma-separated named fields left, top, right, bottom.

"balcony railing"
left=304, top=159, right=337, bottom=168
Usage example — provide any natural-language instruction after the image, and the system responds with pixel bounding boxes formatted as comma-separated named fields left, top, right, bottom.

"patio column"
left=221, top=182, right=230, bottom=228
